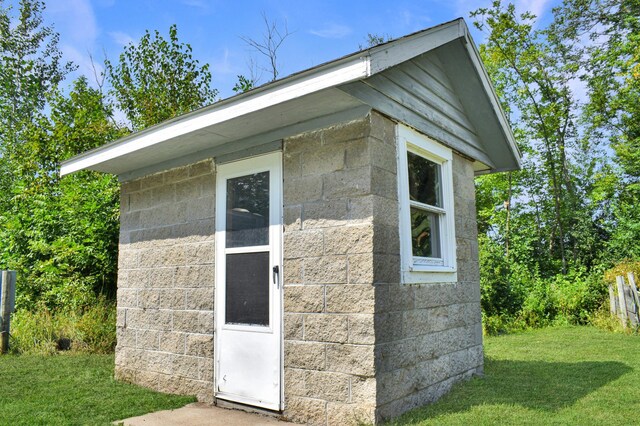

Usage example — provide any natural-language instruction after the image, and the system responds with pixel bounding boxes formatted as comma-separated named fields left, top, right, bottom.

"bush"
left=518, top=277, right=556, bottom=328
left=9, top=308, right=75, bottom=355
left=479, top=236, right=524, bottom=317
left=8, top=297, right=116, bottom=355
left=480, top=264, right=610, bottom=332
left=550, top=270, right=607, bottom=324
left=482, top=313, right=521, bottom=335
left=603, top=260, right=640, bottom=284
left=75, top=299, right=117, bottom=354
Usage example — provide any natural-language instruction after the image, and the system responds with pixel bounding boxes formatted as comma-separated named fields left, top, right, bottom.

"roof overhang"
left=61, top=18, right=520, bottom=180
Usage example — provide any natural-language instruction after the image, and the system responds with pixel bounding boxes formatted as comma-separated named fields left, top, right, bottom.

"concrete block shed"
left=61, top=19, right=520, bottom=425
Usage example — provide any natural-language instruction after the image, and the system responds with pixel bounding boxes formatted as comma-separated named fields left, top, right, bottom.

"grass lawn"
left=0, top=354, right=195, bottom=425
left=391, top=326, right=640, bottom=425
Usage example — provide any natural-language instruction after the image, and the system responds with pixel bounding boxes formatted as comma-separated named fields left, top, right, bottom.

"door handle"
left=272, top=265, right=279, bottom=288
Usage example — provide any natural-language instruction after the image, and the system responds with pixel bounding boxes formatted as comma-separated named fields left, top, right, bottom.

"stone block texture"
left=372, top=149, right=483, bottom=422
left=115, top=160, right=216, bottom=403
left=282, top=114, right=391, bottom=425
left=282, top=112, right=482, bottom=424
left=114, top=111, right=482, bottom=425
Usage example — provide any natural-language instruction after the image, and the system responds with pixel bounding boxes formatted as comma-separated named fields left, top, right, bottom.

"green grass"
left=2, top=327, right=637, bottom=425
left=391, top=326, right=640, bottom=425
left=0, top=354, right=195, bottom=425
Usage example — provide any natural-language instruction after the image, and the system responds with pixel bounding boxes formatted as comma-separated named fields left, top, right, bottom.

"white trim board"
left=61, top=18, right=519, bottom=179
left=61, top=59, right=369, bottom=176
left=116, top=105, right=372, bottom=182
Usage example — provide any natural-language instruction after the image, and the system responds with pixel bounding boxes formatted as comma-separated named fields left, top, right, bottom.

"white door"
left=214, top=152, right=283, bottom=411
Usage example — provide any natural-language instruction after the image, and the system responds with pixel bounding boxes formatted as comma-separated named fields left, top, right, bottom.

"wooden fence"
left=609, top=272, right=640, bottom=328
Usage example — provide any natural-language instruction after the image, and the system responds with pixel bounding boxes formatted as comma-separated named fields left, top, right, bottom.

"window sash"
left=397, top=124, right=457, bottom=283
left=410, top=205, right=443, bottom=260
left=409, top=200, right=446, bottom=215
left=407, top=151, right=443, bottom=208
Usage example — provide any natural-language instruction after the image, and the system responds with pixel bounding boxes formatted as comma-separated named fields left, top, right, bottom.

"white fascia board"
left=60, top=56, right=371, bottom=176
left=460, top=26, right=522, bottom=169
left=368, top=19, right=464, bottom=74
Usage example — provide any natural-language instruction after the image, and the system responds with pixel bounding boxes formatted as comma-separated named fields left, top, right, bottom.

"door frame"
left=213, top=151, right=284, bottom=411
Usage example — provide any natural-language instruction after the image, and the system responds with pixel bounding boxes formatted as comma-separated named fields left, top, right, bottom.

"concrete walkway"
left=115, top=403, right=296, bottom=426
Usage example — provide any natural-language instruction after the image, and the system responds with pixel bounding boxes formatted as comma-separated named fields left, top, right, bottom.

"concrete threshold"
left=114, top=402, right=296, bottom=426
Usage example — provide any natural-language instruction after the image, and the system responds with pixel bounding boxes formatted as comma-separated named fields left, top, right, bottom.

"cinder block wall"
left=115, top=160, right=216, bottom=403
left=113, top=112, right=482, bottom=424
left=281, top=112, right=397, bottom=425
left=373, top=151, right=483, bottom=421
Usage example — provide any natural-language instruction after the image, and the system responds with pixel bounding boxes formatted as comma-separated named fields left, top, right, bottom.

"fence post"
left=0, top=271, right=17, bottom=354
left=609, top=284, right=617, bottom=316
left=616, top=275, right=628, bottom=328
left=624, top=286, right=639, bottom=326
left=627, top=272, right=640, bottom=322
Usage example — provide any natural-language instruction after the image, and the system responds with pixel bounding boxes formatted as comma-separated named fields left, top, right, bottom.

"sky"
left=17, top=0, right=560, bottom=99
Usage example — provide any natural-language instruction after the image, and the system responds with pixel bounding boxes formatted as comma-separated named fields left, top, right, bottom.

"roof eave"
left=459, top=25, right=522, bottom=170
left=60, top=18, right=522, bottom=177
left=60, top=54, right=372, bottom=176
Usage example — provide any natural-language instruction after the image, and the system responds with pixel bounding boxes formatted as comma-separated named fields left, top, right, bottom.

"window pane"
left=226, top=172, right=269, bottom=247
left=407, top=152, right=442, bottom=207
left=410, top=207, right=441, bottom=258
left=226, top=252, right=270, bottom=326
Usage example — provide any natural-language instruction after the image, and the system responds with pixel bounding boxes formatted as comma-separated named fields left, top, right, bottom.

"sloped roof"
left=61, top=18, right=520, bottom=180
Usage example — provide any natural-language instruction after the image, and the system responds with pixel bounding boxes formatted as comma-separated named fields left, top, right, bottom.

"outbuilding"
left=61, top=18, right=520, bottom=425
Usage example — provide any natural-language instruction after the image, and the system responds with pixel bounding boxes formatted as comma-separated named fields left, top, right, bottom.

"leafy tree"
left=552, top=0, right=640, bottom=260
left=106, top=24, right=218, bottom=131
left=0, top=0, right=74, bottom=150
left=472, top=1, right=609, bottom=275
left=0, top=77, right=124, bottom=310
left=0, top=0, right=73, bottom=220
left=471, top=1, right=621, bottom=328
left=0, top=5, right=219, bottom=315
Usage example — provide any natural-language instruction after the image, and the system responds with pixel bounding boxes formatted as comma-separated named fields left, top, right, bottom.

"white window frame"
left=396, top=124, right=457, bottom=284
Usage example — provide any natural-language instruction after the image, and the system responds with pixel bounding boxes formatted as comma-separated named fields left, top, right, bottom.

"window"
left=397, top=124, right=457, bottom=283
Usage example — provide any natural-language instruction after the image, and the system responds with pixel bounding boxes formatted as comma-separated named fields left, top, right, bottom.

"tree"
left=0, top=0, right=73, bottom=215
left=0, top=77, right=124, bottom=310
left=472, top=1, right=607, bottom=276
left=551, top=0, right=640, bottom=260
left=0, top=4, right=225, bottom=316
left=105, top=24, right=218, bottom=131
left=0, top=0, right=74, bottom=152
left=470, top=1, right=621, bottom=327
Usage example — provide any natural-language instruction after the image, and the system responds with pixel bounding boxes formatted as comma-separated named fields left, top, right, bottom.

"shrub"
left=589, top=302, right=640, bottom=334
left=550, top=270, right=607, bottom=325
left=603, top=260, right=640, bottom=284
left=482, top=313, right=516, bottom=335
left=518, top=277, right=556, bottom=328
left=479, top=236, right=524, bottom=317
left=75, top=298, right=117, bottom=354
left=9, top=308, right=76, bottom=355
left=8, top=298, right=116, bottom=355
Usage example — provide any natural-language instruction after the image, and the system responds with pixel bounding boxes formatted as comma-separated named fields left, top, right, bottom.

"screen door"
left=214, top=152, right=283, bottom=410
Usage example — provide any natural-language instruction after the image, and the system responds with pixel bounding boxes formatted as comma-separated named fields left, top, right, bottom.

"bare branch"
left=240, top=12, right=292, bottom=81
left=87, top=52, right=105, bottom=94
left=246, top=56, right=263, bottom=85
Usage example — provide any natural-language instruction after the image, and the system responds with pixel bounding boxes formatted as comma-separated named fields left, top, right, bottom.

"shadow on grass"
left=393, top=358, right=632, bottom=423
left=477, top=359, right=631, bottom=410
